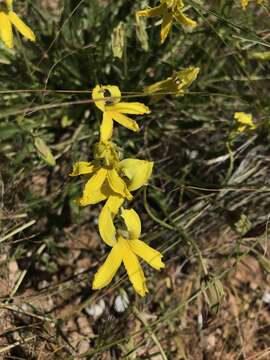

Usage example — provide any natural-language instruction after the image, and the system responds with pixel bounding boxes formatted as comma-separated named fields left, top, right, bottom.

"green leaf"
left=111, top=22, right=125, bottom=59
left=0, top=123, right=20, bottom=140
left=34, top=137, right=56, bottom=166
left=135, top=14, right=149, bottom=51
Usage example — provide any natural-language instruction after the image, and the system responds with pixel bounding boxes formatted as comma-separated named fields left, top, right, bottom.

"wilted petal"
left=137, top=4, right=164, bottom=17
left=108, top=102, right=150, bottom=115
left=69, top=161, right=95, bottom=176
left=121, top=208, right=141, bottom=240
left=92, top=242, right=123, bottom=289
left=99, top=206, right=116, bottom=246
left=111, top=111, right=140, bottom=132
left=129, top=239, right=165, bottom=270
left=174, top=11, right=197, bottom=29
left=144, top=78, right=172, bottom=95
left=8, top=11, right=36, bottom=41
left=119, top=159, right=153, bottom=191
left=160, top=9, right=173, bottom=44
left=119, top=237, right=148, bottom=297
left=0, top=12, right=13, bottom=48
left=107, top=169, right=133, bottom=200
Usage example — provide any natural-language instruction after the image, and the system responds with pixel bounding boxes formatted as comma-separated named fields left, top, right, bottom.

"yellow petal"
left=0, top=12, right=13, bottom=48
left=104, top=194, right=124, bottom=217
left=80, top=168, right=107, bottom=205
left=174, top=11, right=197, bottom=29
left=100, top=112, right=114, bottom=143
left=99, top=206, right=116, bottom=246
left=136, top=4, right=164, bottom=17
left=107, top=169, right=133, bottom=200
left=92, top=242, right=123, bottom=289
left=8, top=11, right=36, bottom=42
left=175, top=67, right=200, bottom=93
left=234, top=112, right=255, bottom=128
left=86, top=168, right=107, bottom=190
left=121, top=208, right=141, bottom=240
left=144, top=78, right=173, bottom=95
left=237, top=125, right=246, bottom=133
left=119, top=159, right=153, bottom=191
left=111, top=111, right=140, bottom=132
left=107, top=102, right=150, bottom=115
left=129, top=239, right=165, bottom=270
left=79, top=186, right=107, bottom=206
left=160, top=9, right=173, bottom=44
left=119, top=237, right=148, bottom=297
left=92, top=85, right=121, bottom=112
left=79, top=178, right=114, bottom=206
left=92, top=85, right=105, bottom=112
left=104, top=85, right=121, bottom=105
left=241, top=0, right=249, bottom=9
left=5, top=0, right=13, bottom=8
left=69, top=161, right=95, bottom=176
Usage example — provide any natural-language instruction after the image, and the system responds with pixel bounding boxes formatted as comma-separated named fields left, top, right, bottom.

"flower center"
left=94, top=141, right=121, bottom=167
left=103, top=89, right=117, bottom=106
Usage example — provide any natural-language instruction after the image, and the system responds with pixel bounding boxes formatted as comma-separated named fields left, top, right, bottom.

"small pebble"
left=85, top=299, right=105, bottom=319
left=262, top=291, right=270, bottom=304
left=114, top=292, right=129, bottom=313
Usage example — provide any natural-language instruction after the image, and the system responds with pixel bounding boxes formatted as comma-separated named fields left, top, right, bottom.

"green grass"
left=0, top=0, right=270, bottom=358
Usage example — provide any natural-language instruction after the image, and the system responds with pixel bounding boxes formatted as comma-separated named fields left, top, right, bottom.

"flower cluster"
left=2, top=0, right=260, bottom=300
left=70, top=85, right=165, bottom=296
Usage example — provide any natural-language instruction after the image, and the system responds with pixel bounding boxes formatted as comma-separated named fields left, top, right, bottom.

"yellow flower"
left=241, top=0, right=263, bottom=10
left=93, top=207, right=165, bottom=296
left=137, top=0, right=197, bottom=44
left=234, top=112, right=256, bottom=132
left=92, top=85, right=150, bottom=143
left=144, top=66, right=200, bottom=103
left=70, top=141, right=153, bottom=214
left=0, top=0, right=36, bottom=49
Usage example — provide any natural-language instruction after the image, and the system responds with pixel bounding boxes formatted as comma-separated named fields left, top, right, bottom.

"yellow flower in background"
left=92, top=85, right=150, bottom=143
left=137, top=0, right=197, bottom=44
left=234, top=112, right=256, bottom=132
left=241, top=0, right=264, bottom=10
left=93, top=208, right=165, bottom=296
left=249, top=51, right=270, bottom=61
left=144, top=66, right=200, bottom=103
left=0, top=0, right=36, bottom=48
left=70, top=141, right=153, bottom=215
